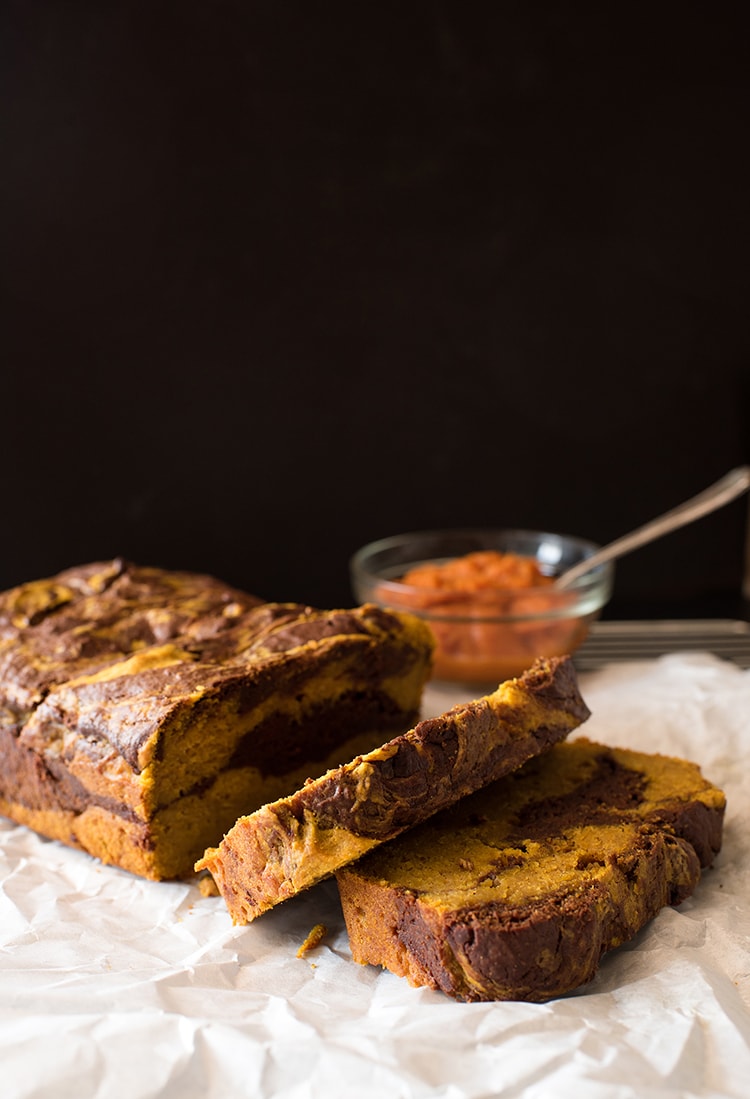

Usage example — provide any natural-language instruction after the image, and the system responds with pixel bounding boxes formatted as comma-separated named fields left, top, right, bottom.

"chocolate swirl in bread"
left=0, top=559, right=434, bottom=879
left=336, top=738, right=725, bottom=1002
left=197, top=656, right=590, bottom=922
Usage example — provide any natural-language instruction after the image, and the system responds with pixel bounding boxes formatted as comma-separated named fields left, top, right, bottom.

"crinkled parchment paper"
left=2, top=654, right=749, bottom=1099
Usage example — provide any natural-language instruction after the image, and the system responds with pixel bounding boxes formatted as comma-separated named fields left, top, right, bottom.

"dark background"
left=2, top=4, right=749, bottom=616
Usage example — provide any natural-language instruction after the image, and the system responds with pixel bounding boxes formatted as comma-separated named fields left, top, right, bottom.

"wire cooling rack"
left=573, top=619, right=750, bottom=671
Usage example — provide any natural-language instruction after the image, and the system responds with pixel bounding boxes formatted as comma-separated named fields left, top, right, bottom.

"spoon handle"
left=556, top=465, right=750, bottom=590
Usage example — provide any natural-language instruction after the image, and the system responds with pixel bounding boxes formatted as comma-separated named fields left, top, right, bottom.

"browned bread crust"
left=0, top=559, right=434, bottom=879
left=336, top=738, right=726, bottom=1002
left=197, top=655, right=590, bottom=923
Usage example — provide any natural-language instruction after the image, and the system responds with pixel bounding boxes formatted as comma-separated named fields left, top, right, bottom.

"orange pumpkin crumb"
left=296, top=923, right=328, bottom=958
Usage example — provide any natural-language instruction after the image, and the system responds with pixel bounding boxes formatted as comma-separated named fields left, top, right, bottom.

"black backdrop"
left=3, top=5, right=749, bottom=615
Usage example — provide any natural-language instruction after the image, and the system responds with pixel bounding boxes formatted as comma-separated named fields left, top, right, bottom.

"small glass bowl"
left=350, top=528, right=614, bottom=686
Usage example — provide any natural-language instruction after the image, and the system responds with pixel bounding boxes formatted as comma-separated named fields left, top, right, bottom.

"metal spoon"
left=555, top=465, right=750, bottom=590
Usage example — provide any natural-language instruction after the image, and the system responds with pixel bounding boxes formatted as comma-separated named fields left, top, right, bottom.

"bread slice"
left=0, top=559, right=434, bottom=879
left=196, top=655, right=590, bottom=923
left=336, top=738, right=726, bottom=1002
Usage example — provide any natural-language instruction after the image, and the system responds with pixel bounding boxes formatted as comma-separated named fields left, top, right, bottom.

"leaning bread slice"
left=196, top=655, right=590, bottom=923
left=336, top=738, right=726, bottom=1003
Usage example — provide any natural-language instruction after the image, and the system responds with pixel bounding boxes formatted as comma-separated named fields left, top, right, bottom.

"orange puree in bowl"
left=379, top=551, right=592, bottom=685
left=402, top=550, right=553, bottom=596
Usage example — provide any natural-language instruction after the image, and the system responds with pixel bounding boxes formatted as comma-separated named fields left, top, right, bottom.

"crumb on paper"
left=297, top=923, right=328, bottom=958
left=198, top=874, right=220, bottom=897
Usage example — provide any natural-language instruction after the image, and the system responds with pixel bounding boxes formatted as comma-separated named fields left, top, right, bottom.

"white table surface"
left=2, top=652, right=749, bottom=1099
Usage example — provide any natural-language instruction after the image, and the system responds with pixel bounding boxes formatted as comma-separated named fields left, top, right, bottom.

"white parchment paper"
left=2, top=653, right=749, bottom=1099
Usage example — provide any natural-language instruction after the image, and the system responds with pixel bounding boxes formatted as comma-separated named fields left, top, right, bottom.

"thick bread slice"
left=336, top=738, right=726, bottom=1002
left=196, top=655, right=590, bottom=923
